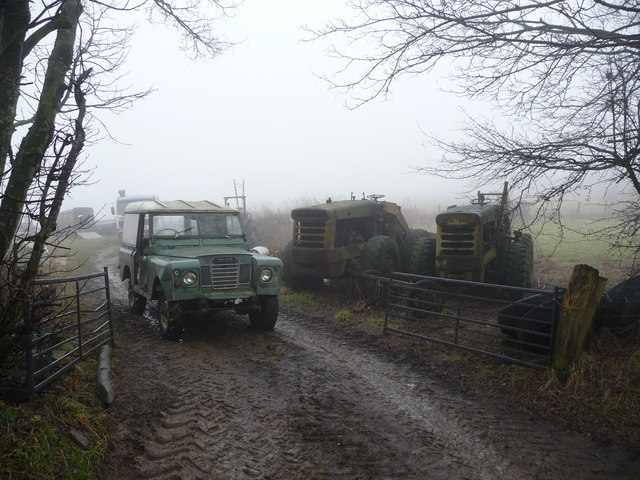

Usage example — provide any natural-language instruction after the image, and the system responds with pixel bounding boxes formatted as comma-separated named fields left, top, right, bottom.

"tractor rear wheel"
left=504, top=235, right=534, bottom=291
left=401, top=229, right=430, bottom=271
left=409, top=236, right=436, bottom=276
left=360, top=235, right=400, bottom=277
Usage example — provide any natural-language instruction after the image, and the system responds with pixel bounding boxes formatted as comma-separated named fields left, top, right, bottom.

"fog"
left=63, top=0, right=486, bottom=217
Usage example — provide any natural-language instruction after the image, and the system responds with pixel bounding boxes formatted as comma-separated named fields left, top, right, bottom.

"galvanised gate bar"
left=378, top=272, right=564, bottom=369
left=23, top=268, right=114, bottom=395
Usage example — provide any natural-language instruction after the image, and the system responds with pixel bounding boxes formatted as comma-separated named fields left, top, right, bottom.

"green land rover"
left=118, top=200, right=282, bottom=339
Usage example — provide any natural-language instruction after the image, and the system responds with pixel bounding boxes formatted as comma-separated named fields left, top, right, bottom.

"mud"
left=100, top=257, right=640, bottom=480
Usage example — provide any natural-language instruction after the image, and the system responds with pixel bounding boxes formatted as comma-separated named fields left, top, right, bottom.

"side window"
left=122, top=214, right=139, bottom=246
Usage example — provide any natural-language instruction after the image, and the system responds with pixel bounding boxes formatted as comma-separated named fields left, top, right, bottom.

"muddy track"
left=101, top=263, right=640, bottom=480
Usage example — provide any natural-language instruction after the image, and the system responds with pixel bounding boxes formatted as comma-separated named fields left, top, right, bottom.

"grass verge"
left=0, top=361, right=108, bottom=479
left=0, top=235, right=118, bottom=478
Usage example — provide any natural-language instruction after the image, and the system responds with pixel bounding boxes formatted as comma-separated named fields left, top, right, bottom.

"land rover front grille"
left=294, top=220, right=326, bottom=248
left=440, top=225, right=476, bottom=256
left=200, top=257, right=251, bottom=289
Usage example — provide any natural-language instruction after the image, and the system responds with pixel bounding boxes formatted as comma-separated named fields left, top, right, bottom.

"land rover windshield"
left=151, top=213, right=243, bottom=238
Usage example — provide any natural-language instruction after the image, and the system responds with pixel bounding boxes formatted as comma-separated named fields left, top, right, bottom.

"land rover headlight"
left=260, top=268, right=273, bottom=282
left=183, top=271, right=198, bottom=286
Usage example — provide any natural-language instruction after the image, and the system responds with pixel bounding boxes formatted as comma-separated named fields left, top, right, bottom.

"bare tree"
left=0, top=0, right=235, bottom=361
left=314, top=0, right=640, bottom=261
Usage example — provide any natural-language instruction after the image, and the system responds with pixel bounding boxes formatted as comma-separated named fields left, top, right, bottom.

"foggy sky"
left=63, top=0, right=481, bottom=217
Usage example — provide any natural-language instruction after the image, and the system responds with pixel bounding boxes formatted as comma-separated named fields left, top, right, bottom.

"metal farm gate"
left=21, top=268, right=114, bottom=395
left=356, top=272, right=564, bottom=369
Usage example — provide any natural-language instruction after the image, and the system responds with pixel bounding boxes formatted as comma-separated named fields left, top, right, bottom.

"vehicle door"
left=135, top=213, right=151, bottom=289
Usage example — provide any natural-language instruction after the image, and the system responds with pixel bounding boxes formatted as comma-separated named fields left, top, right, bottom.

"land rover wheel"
left=249, top=295, right=278, bottom=331
left=127, top=279, right=147, bottom=314
left=158, top=293, right=183, bottom=340
left=360, top=235, right=400, bottom=277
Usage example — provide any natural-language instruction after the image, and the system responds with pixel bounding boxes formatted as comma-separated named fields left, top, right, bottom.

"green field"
left=528, top=219, right=632, bottom=262
left=50, top=234, right=120, bottom=275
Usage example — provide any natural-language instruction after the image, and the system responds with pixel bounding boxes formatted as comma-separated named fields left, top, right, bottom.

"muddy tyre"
left=497, top=294, right=555, bottom=350
left=519, top=233, right=535, bottom=280
left=401, top=229, right=430, bottom=271
left=504, top=235, right=534, bottom=292
left=360, top=235, right=400, bottom=277
left=127, top=279, right=147, bottom=314
left=249, top=295, right=278, bottom=331
left=601, top=275, right=640, bottom=334
left=158, top=293, right=183, bottom=341
left=409, top=236, right=436, bottom=276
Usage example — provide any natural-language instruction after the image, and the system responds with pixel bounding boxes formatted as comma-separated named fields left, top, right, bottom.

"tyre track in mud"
left=131, top=338, right=312, bottom=479
left=102, top=264, right=640, bottom=480
left=106, top=309, right=476, bottom=479
left=277, top=314, right=640, bottom=479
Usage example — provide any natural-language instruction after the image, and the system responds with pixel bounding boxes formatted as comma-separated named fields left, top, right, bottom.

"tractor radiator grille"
left=201, top=257, right=251, bottom=289
left=440, top=225, right=476, bottom=256
left=294, top=220, right=326, bottom=248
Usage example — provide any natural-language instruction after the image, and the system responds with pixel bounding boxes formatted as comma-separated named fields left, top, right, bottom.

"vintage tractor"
left=284, top=194, right=429, bottom=290
left=410, top=183, right=534, bottom=289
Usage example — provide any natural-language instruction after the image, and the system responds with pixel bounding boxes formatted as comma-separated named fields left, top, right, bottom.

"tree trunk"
left=0, top=0, right=82, bottom=264
left=0, top=1, right=30, bottom=175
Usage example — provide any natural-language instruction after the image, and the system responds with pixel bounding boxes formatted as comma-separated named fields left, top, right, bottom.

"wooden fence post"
left=552, top=264, right=608, bottom=375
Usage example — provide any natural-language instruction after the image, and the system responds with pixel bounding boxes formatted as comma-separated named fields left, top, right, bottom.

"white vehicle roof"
left=123, top=200, right=239, bottom=215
